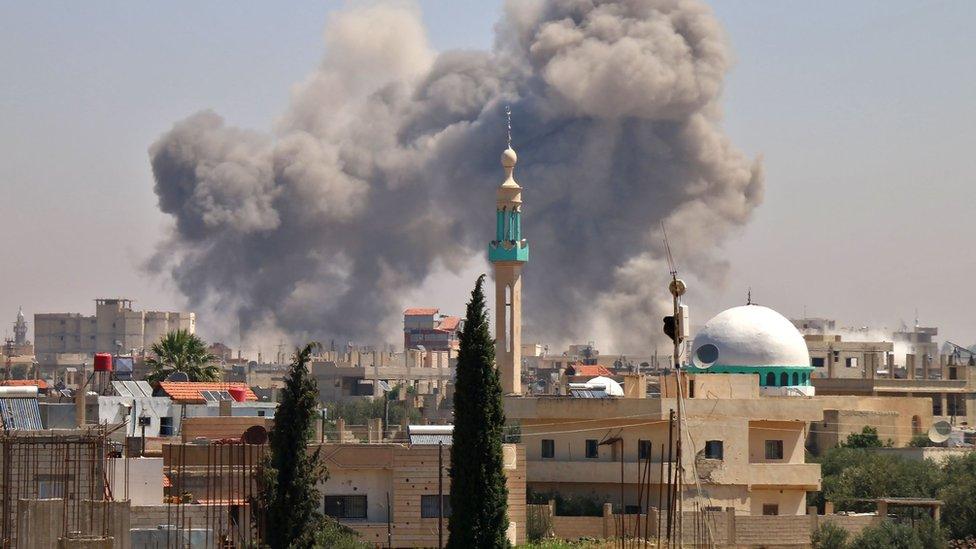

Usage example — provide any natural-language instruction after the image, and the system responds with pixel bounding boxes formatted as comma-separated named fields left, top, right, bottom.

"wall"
left=110, top=458, right=163, bottom=506
left=811, top=395, right=932, bottom=450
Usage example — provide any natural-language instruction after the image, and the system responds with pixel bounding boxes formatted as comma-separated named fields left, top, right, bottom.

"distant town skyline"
left=2, top=1, right=974, bottom=349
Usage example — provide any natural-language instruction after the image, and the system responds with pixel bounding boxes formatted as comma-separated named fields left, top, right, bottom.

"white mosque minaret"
left=488, top=110, right=529, bottom=394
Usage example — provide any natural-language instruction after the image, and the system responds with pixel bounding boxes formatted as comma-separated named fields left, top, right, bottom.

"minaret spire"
left=505, top=104, right=512, bottom=150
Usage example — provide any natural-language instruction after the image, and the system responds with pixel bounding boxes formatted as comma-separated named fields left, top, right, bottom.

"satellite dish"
left=693, top=343, right=719, bottom=369
left=242, top=425, right=269, bottom=445
left=928, top=420, right=952, bottom=444
left=165, top=371, right=189, bottom=382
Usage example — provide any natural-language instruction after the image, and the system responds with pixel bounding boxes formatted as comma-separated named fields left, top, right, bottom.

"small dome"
left=691, top=305, right=809, bottom=368
left=583, top=376, right=624, bottom=396
left=501, top=147, right=517, bottom=168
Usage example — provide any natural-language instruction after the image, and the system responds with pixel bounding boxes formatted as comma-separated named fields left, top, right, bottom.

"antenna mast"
left=662, top=223, right=685, bottom=547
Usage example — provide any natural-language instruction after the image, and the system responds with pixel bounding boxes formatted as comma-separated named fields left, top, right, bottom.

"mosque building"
left=686, top=304, right=815, bottom=396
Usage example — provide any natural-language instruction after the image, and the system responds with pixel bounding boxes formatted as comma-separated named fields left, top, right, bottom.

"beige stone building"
left=805, top=335, right=892, bottom=379
left=320, top=441, right=526, bottom=547
left=509, top=373, right=821, bottom=517
left=34, top=298, right=194, bottom=364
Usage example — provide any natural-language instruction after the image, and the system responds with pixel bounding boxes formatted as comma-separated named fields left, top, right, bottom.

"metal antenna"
left=747, top=287, right=752, bottom=305
left=661, top=222, right=677, bottom=277
left=505, top=105, right=512, bottom=149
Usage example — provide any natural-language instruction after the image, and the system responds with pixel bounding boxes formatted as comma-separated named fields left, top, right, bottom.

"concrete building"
left=34, top=298, right=194, bottom=364
left=805, top=335, right=892, bottom=379
left=403, top=308, right=461, bottom=351
left=311, top=349, right=454, bottom=406
left=489, top=144, right=529, bottom=395
left=509, top=304, right=823, bottom=517
left=320, top=441, right=526, bottom=547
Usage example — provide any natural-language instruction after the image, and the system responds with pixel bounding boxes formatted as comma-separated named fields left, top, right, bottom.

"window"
left=764, top=440, right=784, bottom=460
left=845, top=357, right=858, bottom=368
left=832, top=351, right=840, bottom=363
left=325, top=495, right=367, bottom=519
left=638, top=439, right=651, bottom=460
left=585, top=439, right=599, bottom=459
left=421, top=495, right=451, bottom=518
left=704, top=440, right=723, bottom=460
left=688, top=380, right=695, bottom=398
left=541, top=439, right=555, bottom=459
left=933, top=397, right=943, bottom=416
left=37, top=474, right=69, bottom=498
left=159, top=417, right=174, bottom=436
left=765, top=372, right=775, bottom=386
left=762, top=504, right=779, bottom=516
left=811, top=357, right=825, bottom=368
left=257, top=410, right=266, bottom=417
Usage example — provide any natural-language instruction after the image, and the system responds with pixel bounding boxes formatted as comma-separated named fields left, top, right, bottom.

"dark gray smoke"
left=149, top=0, right=763, bottom=353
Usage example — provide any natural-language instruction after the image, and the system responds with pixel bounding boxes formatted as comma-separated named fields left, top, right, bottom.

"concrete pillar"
left=725, top=507, right=736, bottom=545
left=887, top=353, right=895, bottom=379
left=81, top=500, right=131, bottom=549
left=906, top=354, right=916, bottom=380
left=867, top=353, right=876, bottom=379
left=336, top=418, right=346, bottom=443
left=367, top=418, right=382, bottom=443
left=827, top=348, right=835, bottom=379
left=16, top=498, right=63, bottom=549
left=218, top=399, right=232, bottom=417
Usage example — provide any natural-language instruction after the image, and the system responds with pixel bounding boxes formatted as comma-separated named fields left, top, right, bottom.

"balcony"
left=748, top=462, right=820, bottom=491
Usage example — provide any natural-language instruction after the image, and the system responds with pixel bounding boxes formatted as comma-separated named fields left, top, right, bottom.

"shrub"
left=851, top=521, right=923, bottom=549
left=811, top=521, right=849, bottom=549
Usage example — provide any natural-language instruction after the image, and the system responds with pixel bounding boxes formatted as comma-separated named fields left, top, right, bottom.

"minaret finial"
left=747, top=287, right=752, bottom=305
left=505, top=105, right=512, bottom=149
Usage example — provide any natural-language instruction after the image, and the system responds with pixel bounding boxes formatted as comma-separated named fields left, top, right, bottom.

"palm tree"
left=145, top=329, right=219, bottom=383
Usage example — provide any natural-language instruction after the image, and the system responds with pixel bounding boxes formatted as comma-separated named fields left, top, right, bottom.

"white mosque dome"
left=691, top=305, right=809, bottom=368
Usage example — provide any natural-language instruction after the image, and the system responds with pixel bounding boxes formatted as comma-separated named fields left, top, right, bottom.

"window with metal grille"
left=541, top=439, right=554, bottom=459
left=585, top=439, right=599, bottom=458
left=764, top=440, right=784, bottom=460
left=762, top=504, right=779, bottom=516
left=704, top=440, right=723, bottom=460
left=420, top=495, right=451, bottom=518
left=325, top=495, right=367, bottom=519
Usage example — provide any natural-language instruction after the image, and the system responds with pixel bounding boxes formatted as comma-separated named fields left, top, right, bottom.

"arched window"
left=780, top=372, right=789, bottom=386
left=792, top=372, right=799, bottom=385
left=765, top=372, right=776, bottom=387
left=504, top=285, right=512, bottom=353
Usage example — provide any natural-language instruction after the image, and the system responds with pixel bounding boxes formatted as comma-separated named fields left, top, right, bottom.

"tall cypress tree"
left=255, top=342, right=328, bottom=548
left=448, top=275, right=510, bottom=548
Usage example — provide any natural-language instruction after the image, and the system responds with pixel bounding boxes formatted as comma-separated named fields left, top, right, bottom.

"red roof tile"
left=1, top=379, right=48, bottom=389
left=404, top=307, right=439, bottom=316
left=436, top=316, right=461, bottom=331
left=158, top=382, right=257, bottom=404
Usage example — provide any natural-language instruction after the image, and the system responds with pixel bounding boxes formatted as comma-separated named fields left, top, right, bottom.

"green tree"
left=255, top=343, right=330, bottom=549
left=840, top=426, right=887, bottom=448
left=447, top=275, right=510, bottom=548
left=813, top=448, right=942, bottom=513
left=144, top=329, right=219, bottom=383
left=811, top=521, right=849, bottom=549
left=938, top=453, right=976, bottom=539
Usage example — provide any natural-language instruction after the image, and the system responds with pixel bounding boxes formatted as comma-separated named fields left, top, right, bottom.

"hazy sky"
left=2, top=1, right=974, bottom=349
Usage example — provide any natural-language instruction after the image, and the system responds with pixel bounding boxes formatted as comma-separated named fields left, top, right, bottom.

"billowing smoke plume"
left=149, top=0, right=763, bottom=353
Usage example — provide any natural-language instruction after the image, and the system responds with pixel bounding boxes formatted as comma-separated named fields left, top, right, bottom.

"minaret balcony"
left=488, top=240, right=529, bottom=262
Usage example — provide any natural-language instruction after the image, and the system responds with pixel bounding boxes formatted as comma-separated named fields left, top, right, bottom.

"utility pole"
left=438, top=441, right=444, bottom=548
left=663, top=224, right=686, bottom=548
